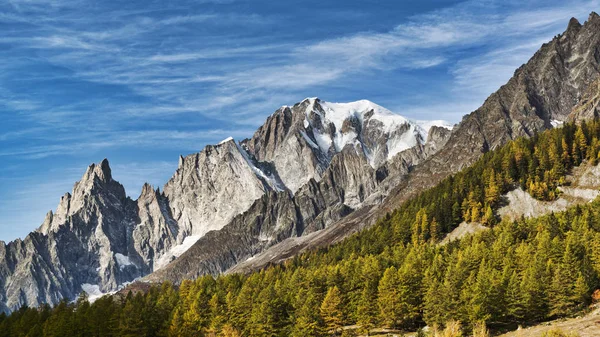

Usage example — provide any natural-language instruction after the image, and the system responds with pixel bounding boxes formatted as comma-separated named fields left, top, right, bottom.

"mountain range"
left=1, top=12, right=600, bottom=313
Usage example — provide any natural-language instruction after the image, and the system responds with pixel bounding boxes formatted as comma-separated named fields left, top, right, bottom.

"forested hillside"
left=2, top=121, right=600, bottom=336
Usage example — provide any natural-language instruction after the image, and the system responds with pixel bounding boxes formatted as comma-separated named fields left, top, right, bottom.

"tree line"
left=2, top=121, right=600, bottom=336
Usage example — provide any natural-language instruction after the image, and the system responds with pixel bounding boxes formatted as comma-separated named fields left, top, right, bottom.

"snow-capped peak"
left=218, top=136, right=234, bottom=145
left=300, top=98, right=450, bottom=167
left=415, top=120, right=454, bottom=142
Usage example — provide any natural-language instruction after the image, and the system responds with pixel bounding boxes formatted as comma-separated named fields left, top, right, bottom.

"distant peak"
left=589, top=11, right=600, bottom=22
left=568, top=17, right=582, bottom=30
left=99, top=158, right=112, bottom=180
left=83, top=159, right=113, bottom=183
left=139, top=182, right=157, bottom=199
left=302, top=97, right=319, bottom=103
left=142, top=182, right=153, bottom=193
left=217, top=137, right=235, bottom=145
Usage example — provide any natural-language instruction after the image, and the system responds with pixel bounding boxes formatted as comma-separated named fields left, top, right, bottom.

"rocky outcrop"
left=163, top=139, right=277, bottom=241
left=133, top=184, right=178, bottom=271
left=569, top=78, right=600, bottom=123
left=0, top=160, right=142, bottom=312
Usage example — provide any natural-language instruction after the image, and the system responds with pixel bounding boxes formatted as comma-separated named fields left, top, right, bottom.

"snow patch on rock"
left=300, top=131, right=319, bottom=149
left=236, top=143, right=285, bottom=192
left=114, top=253, right=134, bottom=271
left=81, top=284, right=107, bottom=302
left=154, top=235, right=201, bottom=270
left=218, top=137, right=234, bottom=145
left=416, top=120, right=454, bottom=141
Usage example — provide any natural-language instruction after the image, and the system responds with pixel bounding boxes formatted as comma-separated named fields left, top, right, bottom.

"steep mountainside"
left=208, top=13, right=600, bottom=275
left=146, top=99, right=451, bottom=283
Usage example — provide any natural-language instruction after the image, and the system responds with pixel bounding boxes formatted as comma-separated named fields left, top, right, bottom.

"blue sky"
left=1, top=0, right=599, bottom=242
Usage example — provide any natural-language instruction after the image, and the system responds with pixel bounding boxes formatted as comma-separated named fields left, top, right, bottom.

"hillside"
left=498, top=305, right=600, bottom=337
left=202, top=12, right=600, bottom=277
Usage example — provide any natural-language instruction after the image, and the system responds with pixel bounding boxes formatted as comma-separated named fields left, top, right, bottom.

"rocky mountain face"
left=0, top=161, right=142, bottom=313
left=0, top=97, right=443, bottom=312
left=203, top=13, right=600, bottom=275
left=569, top=77, right=600, bottom=123
left=145, top=99, right=449, bottom=284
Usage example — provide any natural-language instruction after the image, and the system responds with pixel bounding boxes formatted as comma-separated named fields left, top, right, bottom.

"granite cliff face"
left=145, top=99, right=449, bottom=284
left=0, top=160, right=142, bottom=313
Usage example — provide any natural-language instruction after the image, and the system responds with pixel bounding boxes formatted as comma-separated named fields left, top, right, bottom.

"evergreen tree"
left=119, top=293, right=146, bottom=337
left=377, top=267, right=401, bottom=328
left=292, top=288, right=324, bottom=337
left=320, top=286, right=344, bottom=335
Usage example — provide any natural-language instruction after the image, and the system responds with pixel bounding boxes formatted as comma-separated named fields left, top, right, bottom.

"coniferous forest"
left=3, top=121, right=600, bottom=336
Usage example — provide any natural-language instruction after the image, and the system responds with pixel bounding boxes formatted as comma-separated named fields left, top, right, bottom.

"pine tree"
left=356, top=257, right=380, bottom=335
left=292, top=287, right=324, bottom=337
left=504, top=270, right=526, bottom=323
left=430, top=218, right=441, bottom=243
left=248, top=284, right=286, bottom=337
left=424, top=278, right=445, bottom=327
left=208, top=294, right=225, bottom=336
left=119, top=293, right=147, bottom=337
left=320, top=286, right=344, bottom=335
left=482, top=205, right=494, bottom=225
left=484, top=171, right=500, bottom=207
left=377, top=266, right=401, bottom=328
left=572, top=127, right=587, bottom=165
left=468, top=261, right=493, bottom=324
left=549, top=264, right=574, bottom=317
left=395, top=262, right=422, bottom=327
left=356, top=286, right=377, bottom=335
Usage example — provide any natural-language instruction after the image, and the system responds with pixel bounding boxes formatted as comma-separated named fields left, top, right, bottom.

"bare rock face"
left=0, top=159, right=142, bottom=312
left=133, top=184, right=178, bottom=271
left=163, top=139, right=276, bottom=241
left=426, top=13, right=600, bottom=176
left=568, top=77, right=600, bottom=123
left=244, top=102, right=328, bottom=193
left=145, top=190, right=301, bottom=283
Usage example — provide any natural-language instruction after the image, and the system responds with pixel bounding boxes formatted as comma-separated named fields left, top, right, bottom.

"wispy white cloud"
left=0, top=128, right=257, bottom=159
left=2, top=0, right=600, bottom=241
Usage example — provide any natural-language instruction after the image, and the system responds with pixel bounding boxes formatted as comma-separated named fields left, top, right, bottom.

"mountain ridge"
left=0, top=98, right=445, bottom=312
left=196, top=12, right=600, bottom=276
